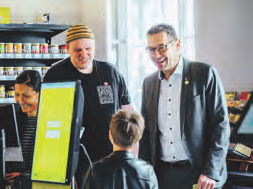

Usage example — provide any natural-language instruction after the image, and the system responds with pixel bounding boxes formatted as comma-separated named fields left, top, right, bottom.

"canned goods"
left=23, top=43, right=32, bottom=53
left=59, top=45, right=67, bottom=54
left=23, top=67, right=33, bottom=71
left=32, top=43, right=40, bottom=54
left=0, top=67, right=3, bottom=75
left=6, top=85, right=14, bottom=98
left=0, top=43, right=4, bottom=53
left=5, top=43, right=13, bottom=53
left=0, top=85, right=5, bottom=98
left=14, top=67, right=24, bottom=75
left=40, top=43, right=48, bottom=54
left=33, top=67, right=42, bottom=74
left=4, top=67, right=14, bottom=75
left=14, top=43, right=22, bottom=53
left=49, top=45, right=59, bottom=54
left=42, top=66, right=50, bottom=75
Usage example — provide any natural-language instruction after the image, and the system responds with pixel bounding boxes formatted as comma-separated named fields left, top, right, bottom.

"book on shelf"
left=226, top=91, right=238, bottom=101
left=229, top=113, right=241, bottom=124
left=231, top=186, right=253, bottom=189
left=228, top=143, right=252, bottom=158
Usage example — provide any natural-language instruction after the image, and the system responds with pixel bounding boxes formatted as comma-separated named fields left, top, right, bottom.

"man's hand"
left=196, top=174, right=215, bottom=189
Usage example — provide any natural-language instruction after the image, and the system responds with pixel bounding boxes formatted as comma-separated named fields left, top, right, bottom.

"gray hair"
left=147, top=24, right=178, bottom=39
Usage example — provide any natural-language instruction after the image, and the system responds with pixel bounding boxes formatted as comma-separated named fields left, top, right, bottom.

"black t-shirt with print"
left=44, top=58, right=131, bottom=160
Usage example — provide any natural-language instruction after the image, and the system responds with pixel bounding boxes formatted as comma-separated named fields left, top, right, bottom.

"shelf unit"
left=224, top=92, right=253, bottom=188
left=0, top=23, right=70, bottom=104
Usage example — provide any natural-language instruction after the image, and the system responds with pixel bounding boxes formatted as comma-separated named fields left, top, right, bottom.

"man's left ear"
left=109, top=130, right=114, bottom=144
left=66, top=43, right=70, bottom=53
left=176, top=39, right=181, bottom=49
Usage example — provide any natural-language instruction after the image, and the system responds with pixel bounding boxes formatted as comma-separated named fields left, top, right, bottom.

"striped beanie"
left=66, top=24, right=94, bottom=43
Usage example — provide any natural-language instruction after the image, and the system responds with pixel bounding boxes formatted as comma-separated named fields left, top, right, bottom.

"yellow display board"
left=0, top=7, right=10, bottom=24
left=31, top=82, right=76, bottom=183
left=32, top=181, right=71, bottom=189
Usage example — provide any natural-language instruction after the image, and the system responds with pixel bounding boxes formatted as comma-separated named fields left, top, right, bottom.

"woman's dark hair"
left=110, top=109, right=144, bottom=148
left=15, top=70, right=41, bottom=92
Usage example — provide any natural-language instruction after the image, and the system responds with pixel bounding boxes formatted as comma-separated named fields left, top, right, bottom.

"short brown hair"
left=110, top=109, right=144, bottom=148
left=147, top=23, right=178, bottom=39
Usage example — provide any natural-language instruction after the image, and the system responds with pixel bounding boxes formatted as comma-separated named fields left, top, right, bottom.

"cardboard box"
left=0, top=7, right=10, bottom=24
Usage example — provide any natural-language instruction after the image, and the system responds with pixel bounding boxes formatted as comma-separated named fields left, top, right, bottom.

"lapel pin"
left=104, top=82, right=108, bottom=86
left=185, top=78, right=189, bottom=85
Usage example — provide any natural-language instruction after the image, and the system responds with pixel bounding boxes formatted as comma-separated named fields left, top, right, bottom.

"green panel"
left=32, top=181, right=71, bottom=189
left=0, top=7, right=10, bottom=24
left=31, top=82, right=75, bottom=183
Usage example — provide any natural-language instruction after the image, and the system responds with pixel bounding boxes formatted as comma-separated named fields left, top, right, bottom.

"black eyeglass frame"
left=146, top=39, right=176, bottom=54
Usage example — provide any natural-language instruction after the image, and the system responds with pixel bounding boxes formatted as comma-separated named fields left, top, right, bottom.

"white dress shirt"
left=158, top=56, right=189, bottom=162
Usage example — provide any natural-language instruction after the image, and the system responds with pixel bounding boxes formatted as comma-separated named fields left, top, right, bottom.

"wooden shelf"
left=228, top=171, right=253, bottom=177
left=0, top=75, right=44, bottom=81
left=0, top=23, right=71, bottom=38
left=0, top=98, right=15, bottom=103
left=227, top=158, right=253, bottom=164
left=0, top=53, right=69, bottom=59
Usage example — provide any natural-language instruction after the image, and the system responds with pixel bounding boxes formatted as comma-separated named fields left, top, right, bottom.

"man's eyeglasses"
left=146, top=40, right=175, bottom=55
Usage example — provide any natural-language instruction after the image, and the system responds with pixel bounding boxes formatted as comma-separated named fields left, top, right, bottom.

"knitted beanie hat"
left=66, top=24, right=94, bottom=43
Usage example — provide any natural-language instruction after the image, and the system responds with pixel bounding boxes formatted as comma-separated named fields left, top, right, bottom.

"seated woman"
left=6, top=70, right=41, bottom=174
left=84, top=109, right=158, bottom=189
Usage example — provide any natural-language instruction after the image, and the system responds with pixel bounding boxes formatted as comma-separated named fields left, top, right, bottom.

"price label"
left=43, top=54, right=50, bottom=59
left=5, top=53, right=13, bottom=58
left=24, top=54, right=32, bottom=59
left=14, top=54, right=23, bottom=58
left=32, top=54, right=42, bottom=59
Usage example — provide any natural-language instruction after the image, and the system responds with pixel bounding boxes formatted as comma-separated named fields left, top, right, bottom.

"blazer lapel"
left=180, top=57, right=192, bottom=137
left=152, top=72, right=160, bottom=134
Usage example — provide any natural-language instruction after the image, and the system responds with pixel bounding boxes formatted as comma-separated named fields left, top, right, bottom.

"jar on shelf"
left=5, top=43, right=13, bottom=53
left=14, top=67, right=24, bottom=75
left=14, top=43, right=22, bottom=54
left=33, top=67, right=42, bottom=75
left=40, top=43, right=48, bottom=54
left=22, top=43, right=32, bottom=54
left=0, top=43, right=5, bottom=53
left=59, top=45, right=68, bottom=54
left=49, top=45, right=59, bottom=54
left=42, top=66, right=50, bottom=75
left=4, top=67, right=14, bottom=75
left=6, top=85, right=14, bottom=98
left=32, top=43, right=40, bottom=54
left=0, top=67, right=3, bottom=75
left=23, top=67, right=33, bottom=71
left=0, top=85, right=5, bottom=98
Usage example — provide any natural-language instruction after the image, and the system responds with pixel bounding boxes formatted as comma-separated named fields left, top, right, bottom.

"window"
left=108, top=0, right=195, bottom=111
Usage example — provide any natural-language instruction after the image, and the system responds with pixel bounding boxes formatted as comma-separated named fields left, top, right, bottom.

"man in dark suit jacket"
left=139, top=24, right=230, bottom=189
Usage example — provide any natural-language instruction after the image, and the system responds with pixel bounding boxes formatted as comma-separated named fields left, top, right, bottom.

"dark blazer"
left=139, top=57, right=230, bottom=187
left=84, top=151, right=158, bottom=189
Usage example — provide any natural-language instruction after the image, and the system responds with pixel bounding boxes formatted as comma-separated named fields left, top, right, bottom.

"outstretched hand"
left=196, top=174, right=215, bottom=189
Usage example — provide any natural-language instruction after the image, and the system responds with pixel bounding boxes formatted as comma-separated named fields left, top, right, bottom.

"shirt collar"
left=159, top=56, right=183, bottom=80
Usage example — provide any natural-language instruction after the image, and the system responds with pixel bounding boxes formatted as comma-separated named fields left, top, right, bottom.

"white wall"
left=0, top=0, right=109, bottom=60
left=80, top=0, right=109, bottom=61
left=195, top=0, right=253, bottom=92
left=0, top=0, right=82, bottom=24
left=0, top=0, right=83, bottom=45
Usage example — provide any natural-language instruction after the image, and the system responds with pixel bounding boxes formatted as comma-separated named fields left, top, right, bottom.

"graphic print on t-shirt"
left=97, top=85, right=114, bottom=104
